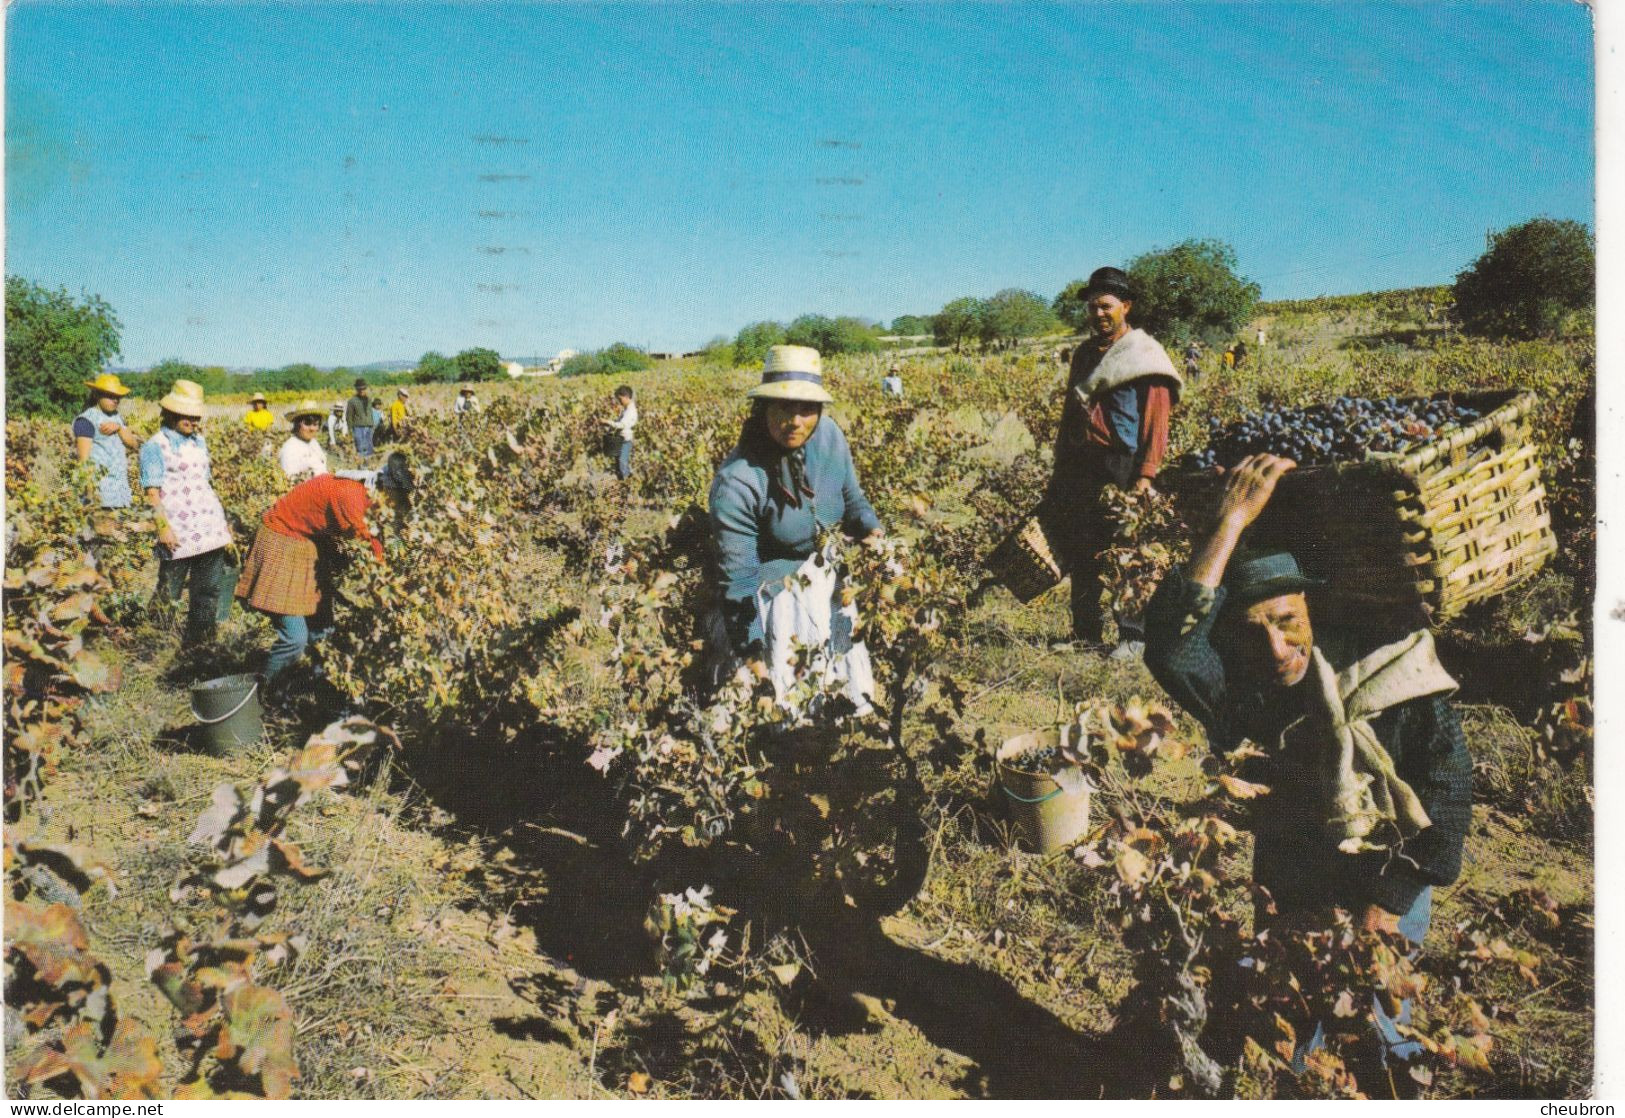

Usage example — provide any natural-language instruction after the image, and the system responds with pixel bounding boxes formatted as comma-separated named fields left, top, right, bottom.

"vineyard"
left=3, top=297, right=1596, bottom=1099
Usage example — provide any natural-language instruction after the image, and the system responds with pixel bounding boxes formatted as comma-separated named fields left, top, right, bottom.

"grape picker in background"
left=602, top=385, right=638, bottom=480
left=277, top=400, right=331, bottom=483
left=1142, top=453, right=1471, bottom=1073
left=1039, top=265, right=1183, bottom=652
left=234, top=453, right=414, bottom=690
left=243, top=393, right=275, bottom=433
left=704, top=345, right=883, bottom=694
left=139, top=380, right=234, bottom=649
left=345, top=380, right=376, bottom=461
left=73, top=373, right=141, bottom=509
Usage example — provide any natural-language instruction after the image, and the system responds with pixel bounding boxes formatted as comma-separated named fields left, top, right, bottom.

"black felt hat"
left=1082, top=266, right=1136, bottom=302
left=1222, top=550, right=1325, bottom=609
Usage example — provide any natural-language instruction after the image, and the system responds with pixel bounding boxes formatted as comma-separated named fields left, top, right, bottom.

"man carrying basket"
left=1142, top=454, right=1471, bottom=1077
left=1038, top=266, right=1182, bottom=650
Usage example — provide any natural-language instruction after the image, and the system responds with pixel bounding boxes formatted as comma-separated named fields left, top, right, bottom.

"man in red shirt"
left=1040, top=267, right=1183, bottom=649
left=234, top=453, right=413, bottom=686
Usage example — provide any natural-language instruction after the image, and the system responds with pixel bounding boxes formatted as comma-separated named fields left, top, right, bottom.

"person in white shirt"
left=881, top=362, right=905, bottom=399
left=325, top=403, right=347, bottom=449
left=602, top=385, right=638, bottom=479
left=454, top=386, right=482, bottom=420
left=278, top=401, right=331, bottom=483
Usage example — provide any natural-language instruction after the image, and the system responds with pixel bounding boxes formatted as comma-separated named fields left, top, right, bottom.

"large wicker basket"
left=986, top=515, right=1067, bottom=604
left=1166, top=389, right=1557, bottom=630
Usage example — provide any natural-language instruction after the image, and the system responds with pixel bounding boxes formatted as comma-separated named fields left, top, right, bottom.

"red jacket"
left=264, top=474, right=383, bottom=561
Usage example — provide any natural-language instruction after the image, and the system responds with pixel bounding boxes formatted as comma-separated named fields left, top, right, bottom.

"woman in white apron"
left=72, top=373, right=141, bottom=508
left=137, top=380, right=234, bottom=646
left=705, top=346, right=884, bottom=715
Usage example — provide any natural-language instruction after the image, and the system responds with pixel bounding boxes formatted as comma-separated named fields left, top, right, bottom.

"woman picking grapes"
left=704, top=345, right=883, bottom=697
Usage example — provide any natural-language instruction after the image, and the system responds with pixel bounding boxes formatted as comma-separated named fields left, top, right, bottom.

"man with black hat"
left=1040, top=265, right=1183, bottom=651
left=345, top=379, right=376, bottom=461
left=1142, top=453, right=1472, bottom=1071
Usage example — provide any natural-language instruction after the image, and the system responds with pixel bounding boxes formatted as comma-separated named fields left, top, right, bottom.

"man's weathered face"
left=1230, top=592, right=1314, bottom=688
left=1088, top=293, right=1131, bottom=339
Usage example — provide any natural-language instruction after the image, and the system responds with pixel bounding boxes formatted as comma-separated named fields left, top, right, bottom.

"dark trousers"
left=153, top=546, right=226, bottom=644
left=1045, top=482, right=1114, bottom=644
left=614, top=437, right=633, bottom=480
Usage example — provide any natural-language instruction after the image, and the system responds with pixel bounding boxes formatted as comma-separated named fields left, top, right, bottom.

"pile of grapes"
left=1188, top=395, right=1483, bottom=470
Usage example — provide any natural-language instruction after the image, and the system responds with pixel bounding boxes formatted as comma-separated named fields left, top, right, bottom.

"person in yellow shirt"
left=244, top=393, right=275, bottom=432
left=386, top=388, right=408, bottom=438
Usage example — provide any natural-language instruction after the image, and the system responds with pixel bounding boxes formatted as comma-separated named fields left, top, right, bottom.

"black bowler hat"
left=1222, top=550, right=1325, bottom=609
left=1082, top=266, right=1136, bottom=302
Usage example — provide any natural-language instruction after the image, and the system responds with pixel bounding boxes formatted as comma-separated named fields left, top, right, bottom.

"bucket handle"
left=191, top=680, right=260, bottom=725
left=1001, top=784, right=1064, bottom=805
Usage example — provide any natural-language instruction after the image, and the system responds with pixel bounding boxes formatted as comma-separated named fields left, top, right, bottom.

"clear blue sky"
left=4, top=1, right=1595, bottom=368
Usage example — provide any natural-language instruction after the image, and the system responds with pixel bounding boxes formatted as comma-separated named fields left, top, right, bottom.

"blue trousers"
left=264, top=612, right=333, bottom=682
left=1293, top=886, right=1432, bottom=1072
left=615, top=437, right=633, bottom=480
left=153, top=546, right=226, bottom=644
left=352, top=426, right=375, bottom=459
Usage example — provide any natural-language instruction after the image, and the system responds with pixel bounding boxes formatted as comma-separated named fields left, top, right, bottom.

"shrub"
left=1453, top=218, right=1594, bottom=340
left=5, top=277, right=124, bottom=417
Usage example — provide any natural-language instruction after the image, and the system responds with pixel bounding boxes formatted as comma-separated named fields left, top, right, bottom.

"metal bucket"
left=190, top=674, right=264, bottom=757
left=997, top=729, right=1092, bottom=855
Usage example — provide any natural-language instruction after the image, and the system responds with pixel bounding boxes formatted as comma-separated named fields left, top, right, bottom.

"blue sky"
left=4, top=1, right=1595, bottom=368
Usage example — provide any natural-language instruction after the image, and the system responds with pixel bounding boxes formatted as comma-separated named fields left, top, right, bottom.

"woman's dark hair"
left=84, top=390, right=117, bottom=411
left=159, top=408, right=185, bottom=428
left=614, top=385, right=634, bottom=400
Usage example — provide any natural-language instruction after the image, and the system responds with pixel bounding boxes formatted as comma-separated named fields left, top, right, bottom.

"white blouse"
left=278, top=435, right=330, bottom=482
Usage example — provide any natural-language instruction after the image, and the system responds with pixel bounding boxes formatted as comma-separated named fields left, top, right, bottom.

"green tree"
left=1452, top=217, right=1594, bottom=339
left=732, top=320, right=786, bottom=368
left=559, top=343, right=653, bottom=378
left=452, top=347, right=504, bottom=382
left=980, top=288, right=1061, bottom=346
left=932, top=297, right=988, bottom=352
left=1118, top=239, right=1260, bottom=344
left=4, top=276, right=124, bottom=417
left=784, top=314, right=881, bottom=355
left=414, top=351, right=455, bottom=384
left=263, top=363, right=324, bottom=393
left=888, top=314, right=934, bottom=337
left=1052, top=280, right=1093, bottom=333
left=697, top=335, right=734, bottom=367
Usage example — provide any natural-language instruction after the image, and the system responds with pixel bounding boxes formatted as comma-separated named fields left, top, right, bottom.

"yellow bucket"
left=996, top=728, right=1092, bottom=855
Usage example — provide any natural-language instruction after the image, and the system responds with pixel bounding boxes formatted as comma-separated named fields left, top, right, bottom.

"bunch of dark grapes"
left=1188, top=396, right=1482, bottom=470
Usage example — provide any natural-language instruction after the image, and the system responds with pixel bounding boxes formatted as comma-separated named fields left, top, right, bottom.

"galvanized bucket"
left=996, top=728, right=1092, bottom=855
left=190, top=674, right=264, bottom=757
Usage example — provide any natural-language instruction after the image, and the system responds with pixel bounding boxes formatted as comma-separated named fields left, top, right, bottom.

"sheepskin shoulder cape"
left=1080, top=328, right=1185, bottom=403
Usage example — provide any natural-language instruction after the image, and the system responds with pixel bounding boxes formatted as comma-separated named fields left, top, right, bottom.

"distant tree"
left=698, top=335, right=734, bottom=367
left=414, top=351, right=456, bottom=384
left=732, top=320, right=786, bottom=368
left=263, top=363, right=323, bottom=393
left=933, top=297, right=988, bottom=352
left=783, top=314, right=881, bottom=355
left=1452, top=217, right=1594, bottom=339
left=559, top=343, right=653, bottom=378
left=981, top=289, right=1061, bottom=347
left=128, top=359, right=235, bottom=401
left=1052, top=280, right=1094, bottom=333
left=1120, top=239, right=1261, bottom=344
left=888, top=314, right=934, bottom=337
left=5, top=276, right=124, bottom=417
left=453, top=347, right=504, bottom=382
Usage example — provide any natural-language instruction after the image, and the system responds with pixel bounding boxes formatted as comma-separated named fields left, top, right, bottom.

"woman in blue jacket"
left=706, top=345, right=882, bottom=684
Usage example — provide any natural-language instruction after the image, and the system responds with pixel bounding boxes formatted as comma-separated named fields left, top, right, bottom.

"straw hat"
left=397, top=388, right=410, bottom=398
left=158, top=380, right=207, bottom=419
left=249, top=392, right=269, bottom=405
left=285, top=399, right=326, bottom=422
left=84, top=373, right=131, bottom=398
left=747, top=345, right=832, bottom=404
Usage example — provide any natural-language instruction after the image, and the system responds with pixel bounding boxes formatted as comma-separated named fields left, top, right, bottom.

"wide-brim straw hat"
left=84, top=373, right=131, bottom=398
left=249, top=392, right=269, bottom=405
left=397, top=388, right=410, bottom=398
left=286, top=399, right=326, bottom=421
left=158, top=380, right=207, bottom=419
left=747, top=345, right=832, bottom=403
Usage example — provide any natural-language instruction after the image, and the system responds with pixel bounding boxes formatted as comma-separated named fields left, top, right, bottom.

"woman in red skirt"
left=235, top=453, right=413, bottom=686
